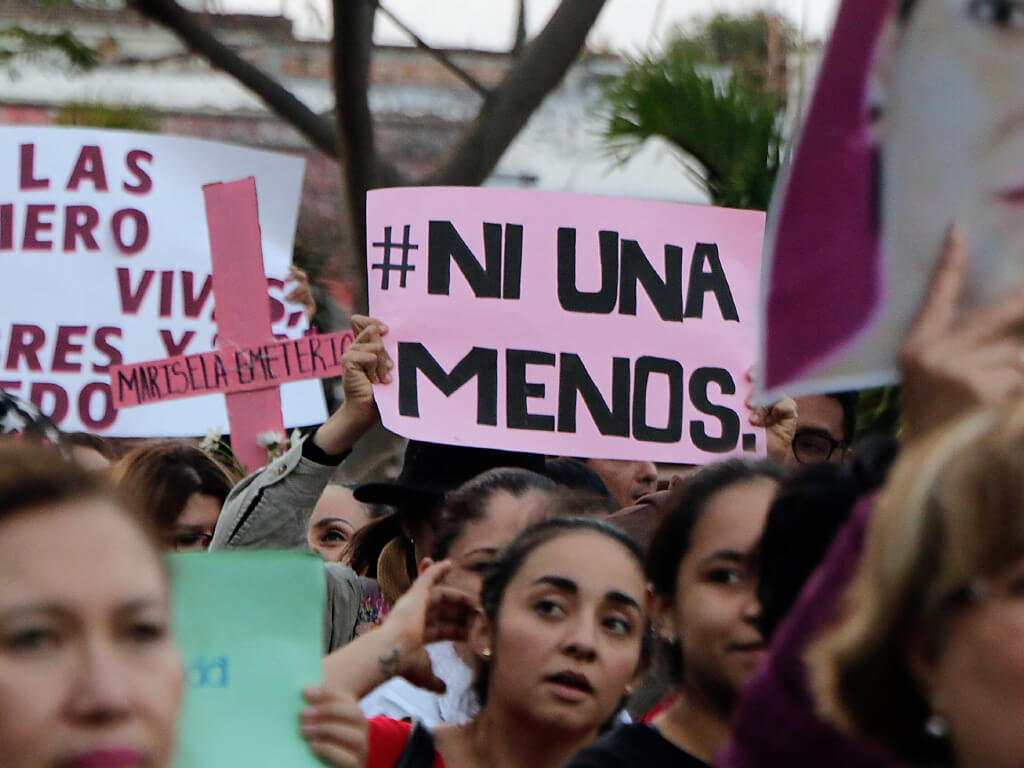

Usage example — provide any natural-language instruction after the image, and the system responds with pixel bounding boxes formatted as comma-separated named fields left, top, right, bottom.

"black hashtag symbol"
left=371, top=225, right=418, bottom=290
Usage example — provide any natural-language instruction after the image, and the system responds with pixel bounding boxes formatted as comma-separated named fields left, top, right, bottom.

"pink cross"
left=109, top=176, right=353, bottom=473
left=203, top=177, right=287, bottom=473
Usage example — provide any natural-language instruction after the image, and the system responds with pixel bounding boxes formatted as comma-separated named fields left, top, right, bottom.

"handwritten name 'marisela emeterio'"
left=112, top=331, right=352, bottom=408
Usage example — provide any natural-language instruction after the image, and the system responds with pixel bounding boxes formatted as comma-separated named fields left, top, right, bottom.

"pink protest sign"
left=110, top=331, right=354, bottom=408
left=367, top=187, right=766, bottom=464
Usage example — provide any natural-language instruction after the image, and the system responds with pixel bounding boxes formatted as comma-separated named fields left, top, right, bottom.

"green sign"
left=170, top=551, right=325, bottom=767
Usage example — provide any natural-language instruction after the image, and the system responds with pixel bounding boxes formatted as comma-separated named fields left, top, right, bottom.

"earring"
left=925, top=713, right=948, bottom=738
left=481, top=648, right=493, bottom=659
left=661, top=630, right=677, bottom=644
left=624, top=683, right=635, bottom=696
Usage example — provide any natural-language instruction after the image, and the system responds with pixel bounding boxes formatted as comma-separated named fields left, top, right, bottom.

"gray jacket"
left=211, top=436, right=362, bottom=651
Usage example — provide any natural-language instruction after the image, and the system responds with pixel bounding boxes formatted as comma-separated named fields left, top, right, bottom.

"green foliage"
left=854, top=386, right=902, bottom=444
left=602, top=39, right=784, bottom=210
left=0, top=26, right=97, bottom=72
left=57, top=102, right=158, bottom=132
left=600, top=11, right=800, bottom=210
left=701, top=12, right=796, bottom=95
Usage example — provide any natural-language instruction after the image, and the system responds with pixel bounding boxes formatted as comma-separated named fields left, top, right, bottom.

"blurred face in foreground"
left=0, top=497, right=182, bottom=768
left=913, top=556, right=1024, bottom=768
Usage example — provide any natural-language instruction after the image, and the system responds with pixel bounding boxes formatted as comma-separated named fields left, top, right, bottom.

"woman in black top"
left=568, top=460, right=783, bottom=768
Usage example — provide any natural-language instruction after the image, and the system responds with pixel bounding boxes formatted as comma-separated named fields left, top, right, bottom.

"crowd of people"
left=7, top=2, right=1024, bottom=766
left=5, top=228, right=1024, bottom=768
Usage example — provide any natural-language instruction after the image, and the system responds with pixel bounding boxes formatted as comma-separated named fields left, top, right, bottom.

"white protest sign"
left=0, top=126, right=327, bottom=436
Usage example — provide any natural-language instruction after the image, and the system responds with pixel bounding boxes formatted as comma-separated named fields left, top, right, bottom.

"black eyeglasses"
left=791, top=430, right=845, bottom=464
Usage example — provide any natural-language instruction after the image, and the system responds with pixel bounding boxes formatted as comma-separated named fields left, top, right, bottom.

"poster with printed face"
left=758, top=0, right=1024, bottom=400
left=367, top=187, right=767, bottom=465
left=0, top=126, right=327, bottom=435
left=170, top=551, right=325, bottom=768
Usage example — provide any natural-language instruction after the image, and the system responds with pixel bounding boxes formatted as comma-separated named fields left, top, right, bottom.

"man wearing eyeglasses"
left=784, top=392, right=858, bottom=469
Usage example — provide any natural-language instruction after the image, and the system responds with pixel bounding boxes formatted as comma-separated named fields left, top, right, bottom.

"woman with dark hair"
left=344, top=440, right=546, bottom=609
left=756, top=435, right=898, bottom=639
left=360, top=467, right=558, bottom=724
left=567, top=459, right=784, bottom=768
left=320, top=517, right=648, bottom=768
left=307, top=481, right=387, bottom=563
left=113, top=441, right=234, bottom=551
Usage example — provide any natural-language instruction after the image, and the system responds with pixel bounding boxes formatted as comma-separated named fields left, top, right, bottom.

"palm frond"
left=600, top=40, right=784, bottom=210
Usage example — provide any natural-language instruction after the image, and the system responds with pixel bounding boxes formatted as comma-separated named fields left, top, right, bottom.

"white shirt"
left=360, top=641, right=479, bottom=727
left=360, top=640, right=632, bottom=727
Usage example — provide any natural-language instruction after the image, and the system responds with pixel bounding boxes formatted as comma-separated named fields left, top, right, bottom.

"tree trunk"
left=332, top=0, right=376, bottom=313
left=429, top=0, right=607, bottom=185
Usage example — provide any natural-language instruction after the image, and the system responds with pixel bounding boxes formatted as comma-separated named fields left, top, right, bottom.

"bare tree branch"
left=131, top=0, right=338, bottom=157
left=128, top=0, right=605, bottom=310
left=377, top=3, right=488, bottom=97
left=428, top=0, right=607, bottom=185
left=513, top=0, right=527, bottom=54
left=332, top=0, right=376, bottom=312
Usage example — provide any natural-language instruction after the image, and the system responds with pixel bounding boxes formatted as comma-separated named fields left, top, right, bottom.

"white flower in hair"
left=199, top=426, right=223, bottom=452
left=257, top=431, right=286, bottom=448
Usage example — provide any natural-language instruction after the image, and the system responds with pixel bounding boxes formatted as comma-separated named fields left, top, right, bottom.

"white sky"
left=214, top=0, right=841, bottom=52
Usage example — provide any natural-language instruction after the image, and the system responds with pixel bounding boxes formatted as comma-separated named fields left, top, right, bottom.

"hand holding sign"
left=308, top=315, right=392, bottom=457
left=300, top=687, right=368, bottom=768
left=287, top=265, right=318, bottom=322
left=745, top=368, right=798, bottom=464
left=342, top=316, right=391, bottom=409
left=900, top=224, right=1024, bottom=440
